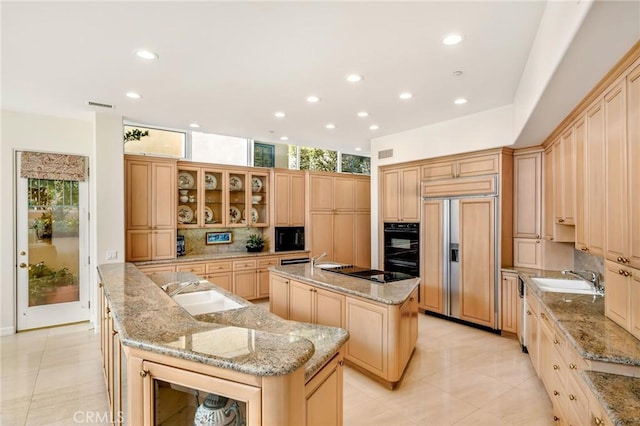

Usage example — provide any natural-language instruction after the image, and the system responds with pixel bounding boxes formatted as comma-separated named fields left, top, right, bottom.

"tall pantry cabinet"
left=125, top=155, right=177, bottom=261
left=308, top=172, right=371, bottom=267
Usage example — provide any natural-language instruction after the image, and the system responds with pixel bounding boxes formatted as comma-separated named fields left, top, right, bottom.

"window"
left=341, top=153, right=371, bottom=174
left=191, top=132, right=248, bottom=166
left=293, top=146, right=338, bottom=172
left=124, top=125, right=185, bottom=157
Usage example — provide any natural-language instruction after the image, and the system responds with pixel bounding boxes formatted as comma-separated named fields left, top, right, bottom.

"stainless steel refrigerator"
left=422, top=193, right=499, bottom=330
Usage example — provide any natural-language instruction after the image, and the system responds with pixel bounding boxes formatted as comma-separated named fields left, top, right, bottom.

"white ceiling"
left=2, top=2, right=638, bottom=156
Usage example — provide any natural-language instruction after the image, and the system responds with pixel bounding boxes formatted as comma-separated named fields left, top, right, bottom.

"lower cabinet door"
left=513, top=237, right=542, bottom=269
left=233, top=270, right=258, bottom=300
left=305, top=353, right=343, bottom=426
left=345, top=297, right=387, bottom=377
left=206, top=272, right=232, bottom=293
left=269, top=274, right=289, bottom=319
left=315, top=288, right=345, bottom=329
left=289, top=281, right=314, bottom=323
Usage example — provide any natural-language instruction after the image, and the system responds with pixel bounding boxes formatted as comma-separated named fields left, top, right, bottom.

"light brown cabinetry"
left=525, top=288, right=540, bottom=375
left=308, top=172, right=370, bottom=265
left=574, top=116, right=588, bottom=251
left=421, top=153, right=499, bottom=181
left=380, top=166, right=420, bottom=222
left=628, top=62, right=640, bottom=270
left=554, top=129, right=576, bottom=226
left=604, top=260, right=640, bottom=339
left=586, top=100, right=606, bottom=256
left=420, top=200, right=444, bottom=313
left=289, top=279, right=346, bottom=328
left=459, top=197, right=495, bottom=328
left=273, top=170, right=305, bottom=226
left=269, top=274, right=290, bottom=319
left=204, top=261, right=233, bottom=293
left=125, top=156, right=176, bottom=261
left=500, top=272, right=519, bottom=335
left=513, top=238, right=542, bottom=269
left=513, top=151, right=542, bottom=239
left=345, top=297, right=388, bottom=378
left=542, top=142, right=574, bottom=243
left=304, top=352, right=344, bottom=426
left=232, top=257, right=279, bottom=300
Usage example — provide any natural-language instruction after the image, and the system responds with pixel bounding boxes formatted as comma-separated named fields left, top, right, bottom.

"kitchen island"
left=97, top=263, right=348, bottom=425
left=268, top=263, right=421, bottom=388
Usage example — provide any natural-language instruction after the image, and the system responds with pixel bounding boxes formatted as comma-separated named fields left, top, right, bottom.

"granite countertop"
left=135, top=250, right=309, bottom=266
left=97, top=263, right=348, bottom=380
left=505, top=266, right=640, bottom=425
left=269, top=264, right=421, bottom=305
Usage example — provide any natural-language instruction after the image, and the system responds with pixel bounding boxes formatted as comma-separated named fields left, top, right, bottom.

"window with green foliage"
left=342, top=154, right=371, bottom=174
left=124, top=125, right=185, bottom=157
left=290, top=146, right=338, bottom=172
left=253, top=142, right=275, bottom=167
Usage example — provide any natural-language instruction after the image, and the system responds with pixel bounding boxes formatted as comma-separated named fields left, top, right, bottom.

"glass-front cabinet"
left=139, top=360, right=261, bottom=425
left=249, top=171, right=269, bottom=227
left=177, top=163, right=270, bottom=228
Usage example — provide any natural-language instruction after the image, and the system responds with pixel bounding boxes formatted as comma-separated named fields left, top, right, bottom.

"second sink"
left=173, top=290, right=244, bottom=315
left=531, top=277, right=597, bottom=295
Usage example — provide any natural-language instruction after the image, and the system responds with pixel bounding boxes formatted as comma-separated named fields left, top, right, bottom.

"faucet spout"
left=561, top=269, right=603, bottom=294
left=311, top=252, right=327, bottom=268
left=161, top=281, right=200, bottom=297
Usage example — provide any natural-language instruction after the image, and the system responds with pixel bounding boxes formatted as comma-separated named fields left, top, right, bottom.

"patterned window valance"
left=20, top=152, right=87, bottom=182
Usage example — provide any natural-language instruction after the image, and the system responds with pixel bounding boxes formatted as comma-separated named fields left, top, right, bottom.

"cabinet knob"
left=619, top=269, right=625, bottom=275
left=553, top=390, right=559, bottom=396
left=106, top=307, right=111, bottom=314
left=553, top=364, right=559, bottom=370
left=527, top=310, right=532, bottom=316
left=99, top=282, right=104, bottom=288
left=536, top=234, right=540, bottom=239
left=19, top=262, right=27, bottom=269
left=553, top=416, right=559, bottom=422
left=112, top=330, right=118, bottom=336
left=338, top=359, right=344, bottom=367
left=617, top=256, right=623, bottom=262
left=569, top=394, right=576, bottom=401
left=139, top=369, right=149, bottom=377
left=550, top=237, right=554, bottom=241
left=569, top=363, right=577, bottom=370
left=536, top=240, right=540, bottom=244
left=553, top=338, right=559, bottom=345
left=558, top=219, right=565, bottom=223
left=594, top=417, right=603, bottom=425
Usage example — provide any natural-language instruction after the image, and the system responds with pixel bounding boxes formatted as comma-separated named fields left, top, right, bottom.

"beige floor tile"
left=453, top=408, right=511, bottom=426
left=33, top=358, right=104, bottom=395
left=0, top=395, right=31, bottom=426
left=1, top=351, right=43, bottom=377
left=344, top=398, right=418, bottom=426
left=26, top=388, right=109, bottom=426
left=0, top=371, right=38, bottom=402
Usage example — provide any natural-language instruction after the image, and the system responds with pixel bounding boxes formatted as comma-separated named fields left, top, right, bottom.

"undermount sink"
left=530, top=277, right=597, bottom=295
left=173, top=290, right=244, bottom=315
left=316, top=263, right=346, bottom=269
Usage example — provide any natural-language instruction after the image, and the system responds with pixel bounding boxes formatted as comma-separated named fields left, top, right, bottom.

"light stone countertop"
left=269, top=264, right=421, bottom=305
left=134, top=250, right=309, bottom=266
left=503, top=266, right=640, bottom=425
left=97, top=263, right=348, bottom=380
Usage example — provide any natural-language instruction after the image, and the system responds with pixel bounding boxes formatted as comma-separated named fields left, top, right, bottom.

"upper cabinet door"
left=274, top=173, right=291, bottom=226
left=309, top=174, right=334, bottom=211
left=400, top=167, right=420, bottom=222
left=334, top=177, right=355, bottom=211
left=586, top=100, right=606, bottom=256
left=355, top=179, right=370, bottom=212
left=227, top=171, right=248, bottom=227
left=628, top=62, right=640, bottom=269
left=513, top=151, right=541, bottom=239
left=381, top=169, right=400, bottom=222
left=152, top=162, right=176, bottom=229
left=126, top=159, right=152, bottom=229
left=290, top=173, right=305, bottom=226
left=604, top=80, right=629, bottom=263
left=574, top=117, right=588, bottom=251
left=248, top=171, right=269, bottom=227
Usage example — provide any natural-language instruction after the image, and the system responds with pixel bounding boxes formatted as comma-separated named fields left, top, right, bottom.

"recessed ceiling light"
left=454, top=98, right=468, bottom=105
left=280, top=136, right=289, bottom=141
left=126, top=92, right=141, bottom=99
left=189, top=123, right=200, bottom=128
left=325, top=123, right=336, bottom=129
left=306, top=96, right=320, bottom=103
left=369, top=125, right=379, bottom=130
left=357, top=111, right=369, bottom=118
left=453, top=70, right=463, bottom=76
left=274, top=111, right=286, bottom=118
left=135, top=49, right=158, bottom=60
left=399, top=92, right=413, bottom=100
left=442, top=33, right=463, bottom=45
left=355, top=147, right=363, bottom=152
left=346, top=74, right=363, bottom=83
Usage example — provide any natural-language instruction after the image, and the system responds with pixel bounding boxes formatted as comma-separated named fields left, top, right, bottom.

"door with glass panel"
left=16, top=152, right=89, bottom=330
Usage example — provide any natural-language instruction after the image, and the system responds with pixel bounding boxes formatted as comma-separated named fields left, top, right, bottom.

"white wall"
left=0, top=110, right=124, bottom=335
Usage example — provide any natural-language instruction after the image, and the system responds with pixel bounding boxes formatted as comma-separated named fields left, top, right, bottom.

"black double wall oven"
left=383, top=222, right=420, bottom=277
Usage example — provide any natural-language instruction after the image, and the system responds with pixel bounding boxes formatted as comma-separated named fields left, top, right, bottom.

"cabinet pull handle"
left=553, top=390, right=559, bottom=396
left=569, top=394, right=576, bottom=401
left=594, top=417, right=603, bottom=425
left=553, top=364, right=559, bottom=370
left=139, top=369, right=149, bottom=377
left=569, top=363, right=577, bottom=370
left=550, top=237, right=554, bottom=241
left=558, top=219, right=565, bottom=223
left=338, top=360, right=344, bottom=367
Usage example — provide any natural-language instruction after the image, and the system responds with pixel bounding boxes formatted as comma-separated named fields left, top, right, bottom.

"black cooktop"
left=322, top=265, right=414, bottom=283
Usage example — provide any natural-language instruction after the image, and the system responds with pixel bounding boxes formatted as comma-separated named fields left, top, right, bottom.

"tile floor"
left=1, top=311, right=553, bottom=425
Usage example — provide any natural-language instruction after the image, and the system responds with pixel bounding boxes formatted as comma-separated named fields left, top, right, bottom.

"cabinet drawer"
left=525, top=287, right=539, bottom=316
left=457, top=153, right=499, bottom=177
left=421, top=161, right=455, bottom=181
left=136, top=264, right=177, bottom=275
left=175, top=263, right=206, bottom=275
left=257, top=257, right=279, bottom=269
left=233, top=259, right=257, bottom=271
left=205, top=261, right=232, bottom=273
left=565, top=369, right=589, bottom=425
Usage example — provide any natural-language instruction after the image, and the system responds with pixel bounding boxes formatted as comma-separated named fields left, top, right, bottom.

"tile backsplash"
left=573, top=249, right=604, bottom=281
left=178, top=228, right=266, bottom=256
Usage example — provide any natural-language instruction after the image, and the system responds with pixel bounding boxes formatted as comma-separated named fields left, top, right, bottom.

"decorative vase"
left=179, top=189, right=189, bottom=203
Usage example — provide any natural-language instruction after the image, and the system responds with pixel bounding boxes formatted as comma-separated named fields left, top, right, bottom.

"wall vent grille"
left=378, top=149, right=393, bottom=159
left=87, top=101, right=113, bottom=109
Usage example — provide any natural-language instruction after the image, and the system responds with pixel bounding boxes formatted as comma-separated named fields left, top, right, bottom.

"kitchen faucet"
left=311, top=252, right=327, bottom=268
left=561, top=270, right=603, bottom=294
left=161, top=281, right=200, bottom=297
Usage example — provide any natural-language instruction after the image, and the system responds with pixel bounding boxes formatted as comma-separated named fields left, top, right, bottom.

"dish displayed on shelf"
left=229, top=175, right=243, bottom=191
left=177, top=172, right=195, bottom=189
left=229, top=206, right=242, bottom=223
left=204, top=206, right=215, bottom=223
left=251, top=195, right=262, bottom=204
left=243, top=207, right=260, bottom=223
left=177, top=205, right=194, bottom=223
left=204, top=173, right=217, bottom=190
left=251, top=177, right=263, bottom=193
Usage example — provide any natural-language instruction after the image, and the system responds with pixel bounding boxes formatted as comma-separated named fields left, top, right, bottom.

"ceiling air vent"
left=378, top=149, right=393, bottom=159
left=87, top=101, right=113, bottom=109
